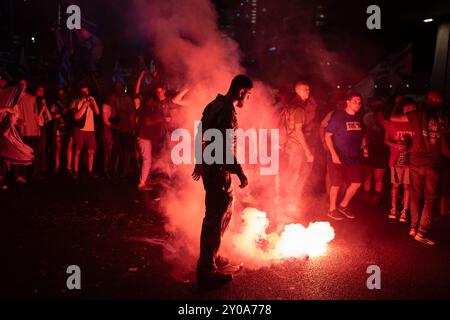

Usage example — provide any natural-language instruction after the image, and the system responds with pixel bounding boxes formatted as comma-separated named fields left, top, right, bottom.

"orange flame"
left=234, top=208, right=335, bottom=260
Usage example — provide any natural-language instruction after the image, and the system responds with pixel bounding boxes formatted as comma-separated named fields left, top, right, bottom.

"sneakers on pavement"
left=409, top=228, right=417, bottom=237
left=414, top=232, right=435, bottom=246
left=328, top=209, right=345, bottom=221
left=389, top=208, right=398, bottom=220
left=399, top=210, right=407, bottom=223
left=215, top=255, right=230, bottom=269
left=337, top=205, right=355, bottom=219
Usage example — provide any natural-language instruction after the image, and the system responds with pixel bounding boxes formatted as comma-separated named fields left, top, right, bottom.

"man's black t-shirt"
left=406, top=109, right=445, bottom=168
left=200, top=94, right=242, bottom=175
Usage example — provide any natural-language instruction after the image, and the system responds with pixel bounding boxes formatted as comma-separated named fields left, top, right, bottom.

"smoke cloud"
left=131, top=0, right=347, bottom=280
left=131, top=0, right=286, bottom=279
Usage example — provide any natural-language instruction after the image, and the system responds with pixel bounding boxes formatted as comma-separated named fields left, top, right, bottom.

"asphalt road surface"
left=2, top=175, right=450, bottom=300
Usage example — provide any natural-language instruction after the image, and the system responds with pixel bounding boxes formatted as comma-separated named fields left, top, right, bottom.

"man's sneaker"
left=215, top=255, right=230, bottom=269
left=215, top=255, right=243, bottom=273
left=388, top=208, right=398, bottom=220
left=328, top=209, right=345, bottom=221
left=414, top=233, right=435, bottom=246
left=399, top=210, right=407, bottom=223
left=337, top=205, right=355, bottom=219
left=409, top=228, right=417, bottom=237
left=197, top=271, right=233, bottom=291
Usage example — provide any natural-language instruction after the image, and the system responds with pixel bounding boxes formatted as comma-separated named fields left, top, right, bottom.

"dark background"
left=1, top=0, right=449, bottom=90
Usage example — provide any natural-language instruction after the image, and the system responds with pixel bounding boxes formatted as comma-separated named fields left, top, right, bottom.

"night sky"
left=1, top=0, right=449, bottom=90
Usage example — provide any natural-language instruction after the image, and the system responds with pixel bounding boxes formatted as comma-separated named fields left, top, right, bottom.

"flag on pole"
left=354, top=43, right=413, bottom=99
left=74, top=17, right=103, bottom=72
left=112, top=60, right=125, bottom=84
left=55, top=28, right=73, bottom=85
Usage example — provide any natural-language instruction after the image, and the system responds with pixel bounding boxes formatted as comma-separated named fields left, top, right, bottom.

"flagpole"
left=57, top=1, right=61, bottom=28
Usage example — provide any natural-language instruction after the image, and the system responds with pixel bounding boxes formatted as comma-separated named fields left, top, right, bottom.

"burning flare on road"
left=234, top=208, right=335, bottom=260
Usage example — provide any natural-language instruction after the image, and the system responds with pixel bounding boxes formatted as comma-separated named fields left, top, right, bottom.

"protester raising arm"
left=171, top=88, right=190, bottom=107
left=0, top=106, right=15, bottom=114
left=135, top=70, right=146, bottom=96
left=134, top=71, right=146, bottom=110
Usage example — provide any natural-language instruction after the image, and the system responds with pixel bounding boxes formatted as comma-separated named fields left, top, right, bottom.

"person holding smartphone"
left=72, top=84, right=99, bottom=178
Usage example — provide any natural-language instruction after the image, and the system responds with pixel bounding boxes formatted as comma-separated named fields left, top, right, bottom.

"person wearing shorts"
left=385, top=98, right=416, bottom=222
left=325, top=92, right=365, bottom=221
left=72, top=85, right=99, bottom=178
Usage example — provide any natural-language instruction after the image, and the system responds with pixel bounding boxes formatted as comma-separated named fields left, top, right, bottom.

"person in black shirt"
left=192, top=75, right=252, bottom=290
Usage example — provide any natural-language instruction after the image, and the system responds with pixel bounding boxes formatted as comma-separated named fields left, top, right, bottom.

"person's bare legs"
left=54, top=136, right=61, bottom=172
left=329, top=186, right=340, bottom=212
left=371, top=168, right=386, bottom=205
left=403, top=184, right=410, bottom=212
left=104, top=146, right=112, bottom=175
left=362, top=166, right=373, bottom=202
left=374, top=169, right=386, bottom=193
left=391, top=183, right=400, bottom=210
left=339, top=183, right=361, bottom=208
left=363, top=167, right=373, bottom=193
left=137, top=138, right=152, bottom=186
left=66, top=137, right=73, bottom=171
left=73, top=149, right=81, bottom=173
left=87, top=149, right=95, bottom=174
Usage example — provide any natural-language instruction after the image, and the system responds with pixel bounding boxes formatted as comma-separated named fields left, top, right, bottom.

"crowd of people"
left=0, top=71, right=189, bottom=192
left=1, top=70, right=449, bottom=292
left=189, top=75, right=449, bottom=290
left=1, top=72, right=449, bottom=252
left=278, top=81, right=449, bottom=246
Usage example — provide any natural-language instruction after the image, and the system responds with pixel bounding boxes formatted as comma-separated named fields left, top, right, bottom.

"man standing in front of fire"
left=192, top=75, right=253, bottom=291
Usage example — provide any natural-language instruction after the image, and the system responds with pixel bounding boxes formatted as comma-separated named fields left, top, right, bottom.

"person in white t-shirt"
left=72, top=85, right=99, bottom=178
